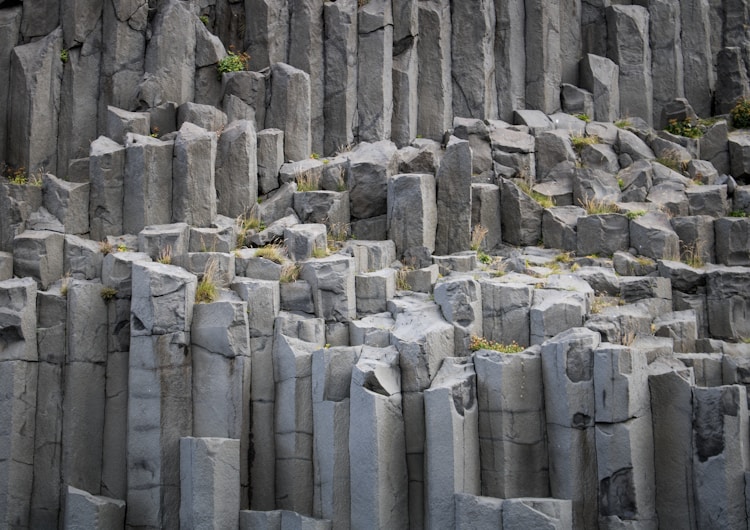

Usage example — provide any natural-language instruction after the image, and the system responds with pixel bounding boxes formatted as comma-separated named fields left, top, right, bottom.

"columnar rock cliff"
left=2, top=0, right=750, bottom=529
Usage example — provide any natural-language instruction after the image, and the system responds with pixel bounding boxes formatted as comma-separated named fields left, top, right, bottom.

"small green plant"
left=116, top=243, right=128, bottom=252
left=580, top=197, right=619, bottom=215
left=470, top=224, right=488, bottom=251
left=626, top=209, right=647, bottom=220
left=664, top=118, right=703, bottom=138
left=217, top=49, right=250, bottom=78
left=150, top=126, right=160, bottom=138
left=617, top=178, right=625, bottom=190
left=615, top=118, right=632, bottom=129
left=157, top=245, right=173, bottom=264
left=100, top=287, right=118, bottom=302
left=730, top=98, right=750, bottom=129
left=575, top=113, right=591, bottom=123
left=256, top=244, right=285, bottom=264
left=60, top=49, right=69, bottom=63
left=477, top=250, right=492, bottom=265
left=655, top=156, right=681, bottom=172
left=312, top=246, right=328, bottom=259
left=730, top=210, right=748, bottom=218
left=518, top=181, right=555, bottom=208
left=236, top=214, right=266, bottom=248
left=280, top=262, right=300, bottom=283
left=296, top=171, right=320, bottom=192
left=199, top=14, right=209, bottom=25
left=469, top=335, right=525, bottom=353
left=571, top=134, right=599, bottom=153
left=310, top=152, right=320, bottom=160
left=195, top=259, right=220, bottom=304
left=554, top=252, right=573, bottom=264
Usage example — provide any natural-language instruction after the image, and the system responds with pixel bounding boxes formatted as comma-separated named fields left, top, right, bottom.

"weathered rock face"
left=3, top=0, right=750, bottom=528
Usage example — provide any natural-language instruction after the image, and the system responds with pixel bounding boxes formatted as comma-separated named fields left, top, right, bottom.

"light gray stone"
left=387, top=173, right=437, bottom=257
left=267, top=63, right=311, bottom=162
left=715, top=217, right=750, bottom=266
left=172, top=122, right=218, bottom=227
left=435, top=137, right=472, bottom=255
left=244, top=0, right=288, bottom=70
left=356, top=269, right=396, bottom=315
left=64, top=486, right=126, bottom=530
left=424, top=358, right=480, bottom=529
left=576, top=214, right=630, bottom=257
left=629, top=211, right=680, bottom=260
left=216, top=120, right=258, bottom=218
left=417, top=0, right=452, bottom=140
left=349, top=346, right=407, bottom=529
left=284, top=223, right=327, bottom=261
left=653, top=310, right=698, bottom=354
left=471, top=184, right=501, bottom=251
left=137, top=222, right=190, bottom=268
left=500, top=179, right=543, bottom=247
left=502, top=498, right=573, bottom=529
left=42, top=173, right=89, bottom=235
left=525, top=0, right=561, bottom=114
left=89, top=136, right=125, bottom=240
left=542, top=206, right=585, bottom=252
left=123, top=134, right=173, bottom=235
left=680, top=0, right=714, bottom=118
left=357, top=0, right=393, bottom=143
left=323, top=0, right=358, bottom=155
left=0, top=277, right=38, bottom=362
left=8, top=28, right=63, bottom=174
left=580, top=54, right=620, bottom=123
left=131, top=261, right=196, bottom=335
left=480, top=279, right=532, bottom=347
left=312, top=346, right=359, bottom=527
left=180, top=437, right=240, bottom=530
left=434, top=277, right=482, bottom=355
left=530, top=289, right=587, bottom=345
left=346, top=140, right=398, bottom=221
left=474, top=347, right=548, bottom=498
left=138, top=0, right=195, bottom=107
left=13, top=230, right=64, bottom=290
left=300, top=255, right=356, bottom=322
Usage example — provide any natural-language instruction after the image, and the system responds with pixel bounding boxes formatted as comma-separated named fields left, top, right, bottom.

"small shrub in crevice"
left=195, top=259, right=220, bottom=304
left=469, top=335, right=525, bottom=354
left=664, top=118, right=703, bottom=138
left=217, top=49, right=250, bottom=79
left=730, top=98, right=750, bottom=129
left=100, top=287, right=118, bottom=302
left=255, top=244, right=285, bottom=264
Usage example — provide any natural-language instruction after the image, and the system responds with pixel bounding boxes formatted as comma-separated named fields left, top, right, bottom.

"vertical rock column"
left=435, top=137, right=472, bottom=255
left=424, top=358, right=480, bottom=529
left=244, top=0, right=289, bottom=70
left=273, top=333, right=319, bottom=514
left=560, top=0, right=582, bottom=86
left=215, top=120, right=258, bottom=219
left=525, top=0, right=561, bottom=114
left=494, top=0, right=525, bottom=121
left=451, top=0, right=497, bottom=120
left=101, top=0, right=147, bottom=118
left=593, top=344, right=656, bottom=527
left=474, top=347, right=549, bottom=498
left=0, top=7, right=21, bottom=164
left=387, top=173, right=437, bottom=259
left=127, top=262, right=196, bottom=529
left=0, top=278, right=38, bottom=529
left=57, top=19, right=102, bottom=175
left=648, top=0, right=684, bottom=127
left=267, top=62, right=312, bottom=162
left=231, top=278, right=280, bottom=509
left=172, top=122, right=218, bottom=228
left=323, top=0, right=358, bottom=155
left=389, top=296, right=454, bottom=529
left=62, top=281, right=108, bottom=494
left=606, top=6, right=653, bottom=126
left=123, top=134, right=174, bottom=235
left=681, top=0, right=714, bottom=118
left=648, top=369, right=697, bottom=529
left=357, top=0, right=393, bottom=143
left=692, top=385, right=750, bottom=529
left=179, top=437, right=240, bottom=529
left=349, top=345, right=408, bottom=529
left=101, top=251, right=152, bottom=502
left=289, top=0, right=325, bottom=154
left=417, top=0, right=451, bottom=141
left=89, top=136, right=126, bottom=241
left=391, top=0, right=419, bottom=146
left=312, top=346, right=361, bottom=528
left=191, top=297, right=251, bottom=507
left=8, top=28, right=63, bottom=174
left=541, top=327, right=601, bottom=530
left=30, top=288, right=66, bottom=528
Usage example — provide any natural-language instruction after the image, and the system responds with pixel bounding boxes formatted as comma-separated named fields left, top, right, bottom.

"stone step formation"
left=1, top=0, right=750, bottom=529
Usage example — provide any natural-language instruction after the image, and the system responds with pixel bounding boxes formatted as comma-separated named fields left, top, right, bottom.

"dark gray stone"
left=500, top=179, right=543, bottom=246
